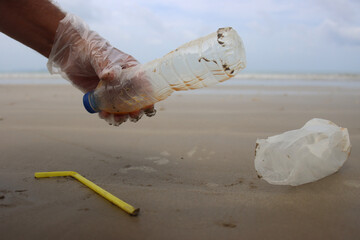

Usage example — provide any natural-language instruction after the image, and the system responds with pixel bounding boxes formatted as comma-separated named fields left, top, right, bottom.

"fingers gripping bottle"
left=83, top=27, right=246, bottom=114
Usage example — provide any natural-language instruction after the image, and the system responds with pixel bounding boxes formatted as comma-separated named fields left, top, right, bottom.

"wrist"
left=0, top=0, right=65, bottom=57
left=48, top=13, right=117, bottom=80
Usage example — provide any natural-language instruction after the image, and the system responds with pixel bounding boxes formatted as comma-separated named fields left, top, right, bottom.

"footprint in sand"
left=144, top=151, right=171, bottom=165
left=187, top=146, right=198, bottom=158
left=221, top=222, right=237, bottom=228
left=343, top=180, right=360, bottom=188
left=0, top=189, right=31, bottom=208
left=206, top=183, right=219, bottom=188
left=160, top=151, right=170, bottom=157
left=119, top=166, right=157, bottom=174
left=187, top=146, right=215, bottom=161
left=145, top=156, right=170, bottom=165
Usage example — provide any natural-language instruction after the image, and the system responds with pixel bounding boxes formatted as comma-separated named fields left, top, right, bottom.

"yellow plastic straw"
left=34, top=171, right=139, bottom=216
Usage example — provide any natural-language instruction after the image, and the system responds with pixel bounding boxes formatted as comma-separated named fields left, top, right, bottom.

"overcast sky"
left=0, top=0, right=359, bottom=73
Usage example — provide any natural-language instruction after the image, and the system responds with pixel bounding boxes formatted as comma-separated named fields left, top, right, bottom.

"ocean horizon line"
left=1, top=72, right=360, bottom=78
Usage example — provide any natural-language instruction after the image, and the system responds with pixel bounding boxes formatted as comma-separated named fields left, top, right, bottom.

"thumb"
left=91, top=50, right=140, bottom=83
left=98, top=64, right=122, bottom=83
left=98, top=52, right=140, bottom=82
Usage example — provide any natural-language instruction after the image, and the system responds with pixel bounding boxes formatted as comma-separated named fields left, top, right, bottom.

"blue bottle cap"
left=83, top=91, right=99, bottom=114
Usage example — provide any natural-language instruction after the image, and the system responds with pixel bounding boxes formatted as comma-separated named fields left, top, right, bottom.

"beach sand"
left=0, top=78, right=359, bottom=240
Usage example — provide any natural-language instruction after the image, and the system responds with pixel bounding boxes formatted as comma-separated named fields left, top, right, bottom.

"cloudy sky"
left=0, top=0, right=359, bottom=73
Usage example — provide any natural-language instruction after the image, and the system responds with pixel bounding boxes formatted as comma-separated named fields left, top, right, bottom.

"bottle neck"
left=83, top=91, right=100, bottom=113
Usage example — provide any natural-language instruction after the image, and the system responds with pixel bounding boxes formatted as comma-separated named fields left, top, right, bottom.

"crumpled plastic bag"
left=254, top=118, right=351, bottom=186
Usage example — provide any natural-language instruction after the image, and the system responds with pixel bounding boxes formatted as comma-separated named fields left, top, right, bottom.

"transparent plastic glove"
left=47, top=13, right=156, bottom=126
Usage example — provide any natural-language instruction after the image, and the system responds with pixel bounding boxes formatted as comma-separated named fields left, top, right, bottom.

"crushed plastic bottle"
left=83, top=27, right=246, bottom=114
left=254, top=118, right=351, bottom=186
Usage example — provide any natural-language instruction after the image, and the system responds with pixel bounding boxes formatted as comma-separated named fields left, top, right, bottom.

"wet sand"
left=0, top=79, right=359, bottom=240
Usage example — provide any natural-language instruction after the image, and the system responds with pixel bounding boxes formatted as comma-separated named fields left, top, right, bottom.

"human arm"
left=0, top=0, right=64, bottom=57
left=0, top=0, right=155, bottom=125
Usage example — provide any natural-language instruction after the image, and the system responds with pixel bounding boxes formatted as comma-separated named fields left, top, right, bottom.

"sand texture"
left=0, top=78, right=359, bottom=240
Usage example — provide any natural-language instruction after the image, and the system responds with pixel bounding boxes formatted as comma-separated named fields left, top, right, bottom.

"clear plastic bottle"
left=83, top=27, right=246, bottom=114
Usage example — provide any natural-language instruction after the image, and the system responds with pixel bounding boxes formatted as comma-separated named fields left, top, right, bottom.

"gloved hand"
left=47, top=13, right=156, bottom=126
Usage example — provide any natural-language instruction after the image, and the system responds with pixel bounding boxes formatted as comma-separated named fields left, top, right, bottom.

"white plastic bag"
left=254, top=118, right=351, bottom=186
